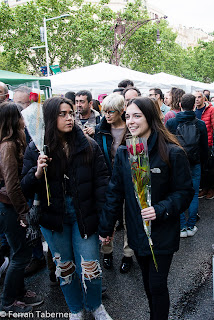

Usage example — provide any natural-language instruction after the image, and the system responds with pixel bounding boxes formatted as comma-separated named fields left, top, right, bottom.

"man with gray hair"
left=0, top=82, right=9, bottom=103
left=13, top=86, right=31, bottom=109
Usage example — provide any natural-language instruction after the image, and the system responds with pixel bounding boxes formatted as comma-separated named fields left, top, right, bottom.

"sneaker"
left=24, top=257, right=46, bottom=277
left=198, top=190, right=207, bottom=198
left=180, top=228, right=188, bottom=238
left=1, top=300, right=33, bottom=314
left=187, top=226, right=198, bottom=237
left=92, top=304, right=113, bottom=320
left=20, top=290, right=43, bottom=307
left=0, top=257, right=9, bottom=278
left=69, top=310, right=83, bottom=320
left=206, top=190, right=214, bottom=200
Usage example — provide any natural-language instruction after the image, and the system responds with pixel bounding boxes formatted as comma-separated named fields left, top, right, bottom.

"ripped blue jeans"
left=41, top=196, right=102, bottom=313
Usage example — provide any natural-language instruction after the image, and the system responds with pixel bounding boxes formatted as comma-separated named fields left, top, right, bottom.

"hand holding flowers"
left=141, top=206, right=156, bottom=221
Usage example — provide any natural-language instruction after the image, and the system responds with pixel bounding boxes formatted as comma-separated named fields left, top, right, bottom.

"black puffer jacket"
left=21, top=126, right=109, bottom=238
left=99, top=131, right=194, bottom=256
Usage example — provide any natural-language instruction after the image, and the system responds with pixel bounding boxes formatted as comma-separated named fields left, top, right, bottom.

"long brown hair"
left=127, top=97, right=181, bottom=165
left=171, top=88, right=185, bottom=111
left=0, top=102, right=26, bottom=160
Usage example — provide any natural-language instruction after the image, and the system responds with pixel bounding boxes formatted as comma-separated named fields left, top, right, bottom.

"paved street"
left=181, top=274, right=214, bottom=320
left=0, top=197, right=214, bottom=320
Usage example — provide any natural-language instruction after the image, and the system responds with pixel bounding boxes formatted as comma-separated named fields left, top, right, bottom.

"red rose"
left=29, top=92, right=39, bottom=102
left=127, top=145, right=134, bottom=155
left=136, top=143, right=141, bottom=154
left=140, top=143, right=144, bottom=152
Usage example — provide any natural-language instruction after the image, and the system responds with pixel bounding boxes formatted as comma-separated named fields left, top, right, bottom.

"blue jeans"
left=180, top=163, right=201, bottom=229
left=0, top=203, right=31, bottom=306
left=41, top=196, right=102, bottom=313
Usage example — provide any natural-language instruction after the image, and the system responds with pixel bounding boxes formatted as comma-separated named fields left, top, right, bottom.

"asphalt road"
left=0, top=197, right=214, bottom=320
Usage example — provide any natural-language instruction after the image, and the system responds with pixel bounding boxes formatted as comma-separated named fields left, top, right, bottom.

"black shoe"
left=120, top=256, right=133, bottom=274
left=49, top=272, right=59, bottom=286
left=24, top=258, right=46, bottom=277
left=102, top=285, right=107, bottom=295
left=103, top=253, right=113, bottom=270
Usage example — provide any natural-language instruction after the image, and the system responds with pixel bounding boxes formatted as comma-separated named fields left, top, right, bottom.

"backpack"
left=176, top=119, right=200, bottom=165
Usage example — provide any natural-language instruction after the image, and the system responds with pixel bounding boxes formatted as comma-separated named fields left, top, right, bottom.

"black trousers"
left=135, top=253, right=173, bottom=320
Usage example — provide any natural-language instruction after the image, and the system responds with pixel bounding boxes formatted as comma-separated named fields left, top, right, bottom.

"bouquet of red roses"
left=126, top=136, right=158, bottom=271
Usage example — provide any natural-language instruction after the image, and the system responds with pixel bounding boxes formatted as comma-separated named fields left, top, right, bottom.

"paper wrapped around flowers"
left=21, top=82, right=50, bottom=206
left=126, top=136, right=158, bottom=271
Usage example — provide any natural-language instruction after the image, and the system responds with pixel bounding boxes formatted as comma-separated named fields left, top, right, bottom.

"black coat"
left=99, top=131, right=194, bottom=256
left=21, top=126, right=109, bottom=238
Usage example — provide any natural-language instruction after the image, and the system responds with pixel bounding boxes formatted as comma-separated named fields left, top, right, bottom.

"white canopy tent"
left=49, top=63, right=214, bottom=98
left=150, top=72, right=214, bottom=94
left=49, top=63, right=170, bottom=98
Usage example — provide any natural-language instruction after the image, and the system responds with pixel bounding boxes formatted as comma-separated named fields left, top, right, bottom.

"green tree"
left=1, top=0, right=213, bottom=83
left=0, top=0, right=115, bottom=74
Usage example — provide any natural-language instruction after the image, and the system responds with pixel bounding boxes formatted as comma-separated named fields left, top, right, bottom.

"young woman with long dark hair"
left=0, top=102, right=43, bottom=314
left=21, top=97, right=112, bottom=320
left=99, top=97, right=194, bottom=320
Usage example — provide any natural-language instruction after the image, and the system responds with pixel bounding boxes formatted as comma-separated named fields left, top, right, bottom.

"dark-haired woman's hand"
left=141, top=206, right=156, bottom=221
left=35, top=154, right=52, bottom=179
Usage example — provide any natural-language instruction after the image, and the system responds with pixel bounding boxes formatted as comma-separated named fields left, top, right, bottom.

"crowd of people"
left=0, top=79, right=213, bottom=320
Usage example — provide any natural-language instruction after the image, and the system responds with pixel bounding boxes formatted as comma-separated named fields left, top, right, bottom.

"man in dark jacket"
left=166, top=93, right=208, bottom=237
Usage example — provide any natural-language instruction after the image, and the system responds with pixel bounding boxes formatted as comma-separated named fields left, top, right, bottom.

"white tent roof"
left=151, top=72, right=214, bottom=93
left=49, top=63, right=168, bottom=97
left=49, top=63, right=214, bottom=98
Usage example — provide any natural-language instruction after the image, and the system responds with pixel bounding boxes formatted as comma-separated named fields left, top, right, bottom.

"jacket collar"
left=72, top=125, right=91, bottom=155
left=147, top=130, right=158, bottom=155
left=176, top=110, right=196, bottom=122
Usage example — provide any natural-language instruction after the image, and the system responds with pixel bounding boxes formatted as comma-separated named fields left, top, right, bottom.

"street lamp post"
left=110, top=15, right=167, bottom=65
left=31, top=14, right=70, bottom=76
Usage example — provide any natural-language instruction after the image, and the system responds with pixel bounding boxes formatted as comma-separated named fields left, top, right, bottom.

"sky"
left=148, top=0, right=214, bottom=33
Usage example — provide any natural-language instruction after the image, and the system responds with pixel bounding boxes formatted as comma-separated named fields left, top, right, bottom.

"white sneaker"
left=69, top=311, right=83, bottom=320
left=92, top=304, right=113, bottom=320
left=180, top=228, right=187, bottom=238
left=187, top=226, right=198, bottom=237
left=0, top=257, right=9, bottom=278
